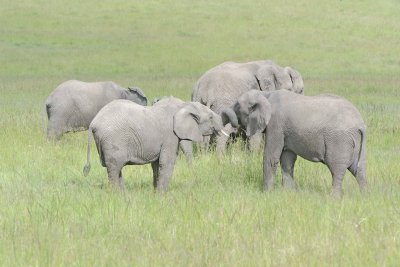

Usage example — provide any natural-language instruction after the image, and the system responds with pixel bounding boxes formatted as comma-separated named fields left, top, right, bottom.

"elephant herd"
left=45, top=60, right=366, bottom=197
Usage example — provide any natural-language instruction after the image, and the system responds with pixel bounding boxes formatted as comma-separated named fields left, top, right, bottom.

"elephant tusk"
left=220, top=129, right=230, bottom=137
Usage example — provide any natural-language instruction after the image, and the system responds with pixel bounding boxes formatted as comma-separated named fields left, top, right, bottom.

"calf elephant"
left=192, top=60, right=304, bottom=153
left=45, top=80, right=147, bottom=139
left=222, top=90, right=366, bottom=197
left=83, top=97, right=223, bottom=192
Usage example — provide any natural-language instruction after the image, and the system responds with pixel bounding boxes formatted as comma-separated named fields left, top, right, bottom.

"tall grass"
left=0, top=0, right=399, bottom=266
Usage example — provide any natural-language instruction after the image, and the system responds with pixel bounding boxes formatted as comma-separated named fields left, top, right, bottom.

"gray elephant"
left=83, top=97, right=223, bottom=192
left=152, top=96, right=193, bottom=166
left=192, top=60, right=304, bottom=153
left=45, top=80, right=147, bottom=139
left=221, top=90, right=366, bottom=197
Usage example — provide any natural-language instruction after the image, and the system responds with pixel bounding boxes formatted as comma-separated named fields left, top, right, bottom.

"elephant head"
left=221, top=90, right=272, bottom=137
left=255, top=65, right=304, bottom=95
left=173, top=102, right=223, bottom=142
left=255, top=65, right=292, bottom=92
left=284, top=67, right=304, bottom=94
left=126, top=87, right=148, bottom=106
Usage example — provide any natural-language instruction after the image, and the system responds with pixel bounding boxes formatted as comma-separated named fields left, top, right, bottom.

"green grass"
left=1, top=0, right=400, bottom=266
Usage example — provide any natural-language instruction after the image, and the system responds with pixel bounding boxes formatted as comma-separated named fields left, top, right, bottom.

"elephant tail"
left=357, top=128, right=365, bottom=168
left=42, top=102, right=48, bottom=137
left=83, top=128, right=93, bottom=176
left=350, top=127, right=366, bottom=177
left=357, top=128, right=366, bottom=172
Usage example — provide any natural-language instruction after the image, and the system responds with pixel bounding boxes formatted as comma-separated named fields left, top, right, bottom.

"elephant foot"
left=262, top=183, right=274, bottom=192
left=331, top=189, right=343, bottom=199
left=110, top=181, right=125, bottom=190
left=282, top=178, right=296, bottom=190
left=155, top=185, right=169, bottom=194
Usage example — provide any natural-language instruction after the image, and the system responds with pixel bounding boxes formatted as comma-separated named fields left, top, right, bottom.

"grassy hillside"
left=0, top=0, right=399, bottom=266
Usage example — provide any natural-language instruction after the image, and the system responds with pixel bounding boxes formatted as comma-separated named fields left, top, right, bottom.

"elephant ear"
left=247, top=95, right=272, bottom=136
left=255, top=65, right=278, bottom=91
left=221, top=107, right=239, bottom=128
left=128, top=86, right=148, bottom=105
left=173, top=103, right=203, bottom=142
left=274, top=67, right=292, bottom=91
left=151, top=97, right=160, bottom=105
left=284, top=67, right=304, bottom=94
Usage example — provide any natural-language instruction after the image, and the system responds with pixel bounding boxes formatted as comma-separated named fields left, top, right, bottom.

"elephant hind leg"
left=47, top=122, right=64, bottom=140
left=280, top=150, right=297, bottom=189
left=151, top=160, right=160, bottom=189
left=328, top=164, right=348, bottom=198
left=348, top=160, right=367, bottom=193
left=106, top=164, right=124, bottom=189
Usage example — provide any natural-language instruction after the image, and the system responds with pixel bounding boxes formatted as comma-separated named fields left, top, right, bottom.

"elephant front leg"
left=263, top=134, right=283, bottom=191
left=280, top=150, right=297, bottom=189
left=263, top=155, right=278, bottom=191
left=198, top=135, right=211, bottom=153
left=154, top=148, right=178, bottom=193
left=179, top=140, right=193, bottom=166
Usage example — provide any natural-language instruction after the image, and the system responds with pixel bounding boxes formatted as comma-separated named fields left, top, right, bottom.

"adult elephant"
left=221, top=90, right=366, bottom=197
left=45, top=80, right=147, bottom=139
left=191, top=60, right=304, bottom=153
left=83, top=97, right=223, bottom=192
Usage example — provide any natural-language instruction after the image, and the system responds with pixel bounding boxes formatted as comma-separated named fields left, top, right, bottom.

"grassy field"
left=1, top=0, right=400, bottom=266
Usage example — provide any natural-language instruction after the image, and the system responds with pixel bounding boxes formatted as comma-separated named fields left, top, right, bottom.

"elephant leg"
left=155, top=148, right=178, bottom=193
left=47, top=120, right=64, bottom=140
left=348, top=159, right=367, bottom=193
left=356, top=164, right=367, bottom=193
left=216, top=123, right=236, bottom=154
left=151, top=160, right=160, bottom=189
left=248, top=131, right=263, bottom=152
left=106, top=165, right=124, bottom=189
left=328, top=164, right=347, bottom=198
left=263, top=134, right=284, bottom=191
left=198, top=135, right=211, bottom=153
left=280, top=150, right=297, bottom=189
left=179, top=140, right=193, bottom=166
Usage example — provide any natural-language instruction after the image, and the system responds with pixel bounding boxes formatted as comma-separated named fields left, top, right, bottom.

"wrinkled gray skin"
left=83, top=97, right=223, bottom=192
left=45, top=80, right=147, bottom=139
left=222, top=90, right=366, bottom=197
left=152, top=96, right=193, bottom=166
left=192, top=60, right=304, bottom=153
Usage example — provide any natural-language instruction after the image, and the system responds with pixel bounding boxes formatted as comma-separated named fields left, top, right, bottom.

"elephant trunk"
left=221, top=108, right=238, bottom=128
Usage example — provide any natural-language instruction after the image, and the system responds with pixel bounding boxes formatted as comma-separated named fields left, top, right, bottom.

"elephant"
left=45, top=80, right=147, bottom=139
left=191, top=60, right=304, bottom=153
left=83, top=97, right=223, bottom=192
left=152, top=96, right=193, bottom=166
left=221, top=90, right=366, bottom=197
